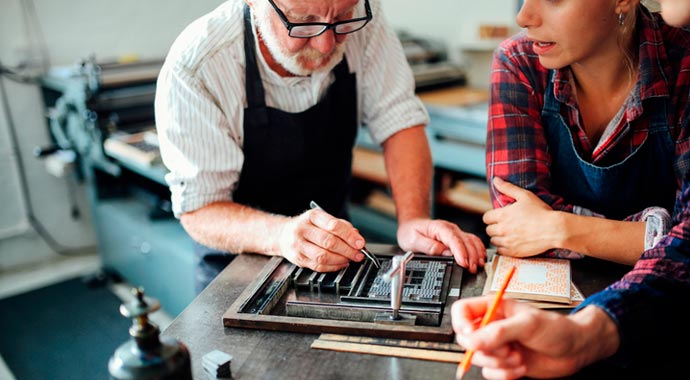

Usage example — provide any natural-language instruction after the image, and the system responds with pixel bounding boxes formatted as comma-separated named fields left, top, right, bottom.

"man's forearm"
left=180, top=201, right=289, bottom=255
left=382, top=125, right=433, bottom=223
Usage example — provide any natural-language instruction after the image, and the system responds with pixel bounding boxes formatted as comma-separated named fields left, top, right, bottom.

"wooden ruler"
left=311, top=334, right=465, bottom=363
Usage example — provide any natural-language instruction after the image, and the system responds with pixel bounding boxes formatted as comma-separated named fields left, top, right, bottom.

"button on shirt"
left=155, top=0, right=429, bottom=217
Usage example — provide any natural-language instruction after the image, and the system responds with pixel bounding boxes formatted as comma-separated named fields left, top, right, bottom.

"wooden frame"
left=222, top=249, right=463, bottom=342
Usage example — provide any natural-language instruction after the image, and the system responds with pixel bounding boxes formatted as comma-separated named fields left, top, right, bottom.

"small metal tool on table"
left=375, top=250, right=417, bottom=325
left=309, top=200, right=381, bottom=269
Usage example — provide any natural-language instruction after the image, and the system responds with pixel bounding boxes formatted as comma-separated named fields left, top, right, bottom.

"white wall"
left=0, top=0, right=518, bottom=268
left=1, top=0, right=227, bottom=67
left=382, top=0, right=520, bottom=87
left=382, top=0, right=519, bottom=50
left=0, top=0, right=224, bottom=268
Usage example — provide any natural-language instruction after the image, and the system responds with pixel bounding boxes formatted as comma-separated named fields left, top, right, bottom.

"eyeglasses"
left=267, top=0, right=372, bottom=38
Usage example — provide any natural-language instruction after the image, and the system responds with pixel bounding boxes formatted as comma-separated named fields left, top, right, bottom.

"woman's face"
left=515, top=0, right=622, bottom=69
left=656, top=0, right=690, bottom=26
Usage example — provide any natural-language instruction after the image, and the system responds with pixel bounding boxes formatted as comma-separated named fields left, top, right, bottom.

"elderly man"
left=155, top=0, right=485, bottom=292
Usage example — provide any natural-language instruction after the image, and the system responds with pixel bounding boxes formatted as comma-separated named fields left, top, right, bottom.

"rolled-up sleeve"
left=155, top=57, right=244, bottom=218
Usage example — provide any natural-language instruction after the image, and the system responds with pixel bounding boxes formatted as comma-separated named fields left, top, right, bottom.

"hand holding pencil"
left=454, top=266, right=516, bottom=380
left=450, top=267, right=613, bottom=380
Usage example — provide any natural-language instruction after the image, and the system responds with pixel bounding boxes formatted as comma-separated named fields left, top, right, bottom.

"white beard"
left=253, top=2, right=346, bottom=76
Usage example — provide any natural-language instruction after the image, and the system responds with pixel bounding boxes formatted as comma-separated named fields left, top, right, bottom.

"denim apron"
left=542, top=71, right=676, bottom=221
left=192, top=5, right=358, bottom=293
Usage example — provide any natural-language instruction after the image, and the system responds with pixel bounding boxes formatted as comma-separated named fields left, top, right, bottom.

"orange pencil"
left=456, top=265, right=516, bottom=380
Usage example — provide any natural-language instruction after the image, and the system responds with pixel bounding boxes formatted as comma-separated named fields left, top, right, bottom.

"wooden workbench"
left=417, top=86, right=489, bottom=107
left=160, top=243, right=662, bottom=379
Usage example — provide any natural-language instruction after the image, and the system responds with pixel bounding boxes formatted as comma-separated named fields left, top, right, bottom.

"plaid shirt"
left=578, top=178, right=690, bottom=367
left=485, top=11, right=690, bottom=368
left=487, top=11, right=690, bottom=222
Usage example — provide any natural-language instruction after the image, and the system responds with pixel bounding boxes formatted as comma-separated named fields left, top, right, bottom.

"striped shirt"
left=154, top=0, right=429, bottom=217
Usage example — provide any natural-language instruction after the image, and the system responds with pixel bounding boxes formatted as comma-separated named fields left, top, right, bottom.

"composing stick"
left=456, top=265, right=516, bottom=380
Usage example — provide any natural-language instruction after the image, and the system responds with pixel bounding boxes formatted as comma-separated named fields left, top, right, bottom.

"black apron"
left=192, top=5, right=358, bottom=293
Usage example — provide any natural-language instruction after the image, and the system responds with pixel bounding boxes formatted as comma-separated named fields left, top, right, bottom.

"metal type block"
left=315, top=273, right=327, bottom=292
left=346, top=262, right=367, bottom=297
left=285, top=300, right=439, bottom=325
left=239, top=259, right=295, bottom=314
left=293, top=267, right=311, bottom=288
left=307, top=271, right=319, bottom=292
left=374, top=312, right=417, bottom=325
left=223, top=250, right=464, bottom=342
left=334, top=267, right=347, bottom=294
left=318, top=272, right=339, bottom=292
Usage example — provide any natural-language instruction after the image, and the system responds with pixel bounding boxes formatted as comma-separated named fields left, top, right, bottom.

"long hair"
left=619, top=4, right=642, bottom=83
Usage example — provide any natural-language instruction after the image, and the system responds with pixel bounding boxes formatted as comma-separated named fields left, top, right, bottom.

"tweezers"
left=309, top=200, right=381, bottom=269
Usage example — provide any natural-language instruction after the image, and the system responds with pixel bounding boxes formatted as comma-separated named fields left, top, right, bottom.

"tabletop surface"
left=162, top=244, right=633, bottom=380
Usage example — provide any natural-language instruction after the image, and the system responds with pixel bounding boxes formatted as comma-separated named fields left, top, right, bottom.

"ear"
left=616, top=0, right=640, bottom=13
left=245, top=0, right=255, bottom=9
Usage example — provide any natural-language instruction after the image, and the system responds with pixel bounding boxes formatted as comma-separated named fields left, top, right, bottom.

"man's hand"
left=276, top=208, right=366, bottom=272
left=483, top=177, right=559, bottom=257
left=397, top=218, right=486, bottom=273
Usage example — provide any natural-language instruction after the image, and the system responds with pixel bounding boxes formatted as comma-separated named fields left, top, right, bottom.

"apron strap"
left=243, top=4, right=269, bottom=126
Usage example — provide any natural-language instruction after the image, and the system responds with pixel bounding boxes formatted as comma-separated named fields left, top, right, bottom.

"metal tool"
left=108, top=287, right=192, bottom=379
left=309, top=200, right=381, bottom=269
left=382, top=251, right=415, bottom=320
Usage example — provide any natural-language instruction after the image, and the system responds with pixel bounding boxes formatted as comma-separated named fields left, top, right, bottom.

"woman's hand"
left=483, top=177, right=560, bottom=257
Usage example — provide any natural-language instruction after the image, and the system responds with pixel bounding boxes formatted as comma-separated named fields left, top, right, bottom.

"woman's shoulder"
left=492, top=32, right=550, bottom=89
left=643, top=12, right=690, bottom=62
left=659, top=25, right=690, bottom=64
left=494, top=32, right=544, bottom=70
left=497, top=32, right=534, bottom=57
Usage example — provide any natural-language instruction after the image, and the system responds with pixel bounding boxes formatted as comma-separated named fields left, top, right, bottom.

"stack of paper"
left=103, top=128, right=161, bottom=167
left=483, top=254, right=584, bottom=309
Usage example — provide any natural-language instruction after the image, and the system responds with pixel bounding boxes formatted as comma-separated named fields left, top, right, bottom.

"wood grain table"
left=162, top=244, right=637, bottom=380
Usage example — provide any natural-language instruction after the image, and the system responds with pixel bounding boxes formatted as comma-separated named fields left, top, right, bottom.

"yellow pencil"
left=456, top=265, right=516, bottom=380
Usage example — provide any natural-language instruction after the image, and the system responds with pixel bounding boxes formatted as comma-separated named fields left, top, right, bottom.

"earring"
left=618, top=12, right=625, bottom=26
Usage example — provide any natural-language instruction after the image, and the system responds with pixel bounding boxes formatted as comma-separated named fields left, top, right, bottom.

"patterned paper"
left=490, top=255, right=571, bottom=304
left=571, top=283, right=584, bottom=301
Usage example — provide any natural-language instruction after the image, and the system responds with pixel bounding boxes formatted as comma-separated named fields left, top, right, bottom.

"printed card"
left=487, top=254, right=572, bottom=304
